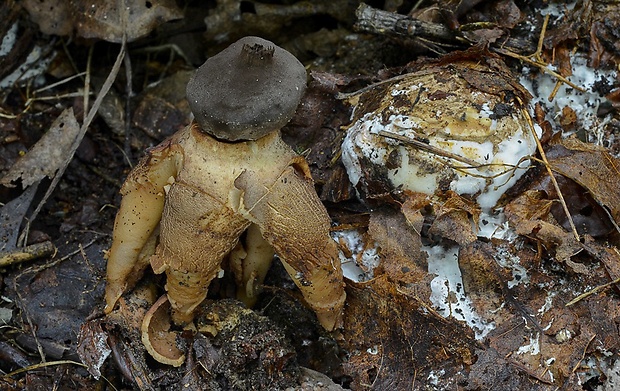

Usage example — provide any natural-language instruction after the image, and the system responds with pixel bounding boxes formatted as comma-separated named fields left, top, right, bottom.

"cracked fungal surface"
left=104, top=36, right=345, bottom=366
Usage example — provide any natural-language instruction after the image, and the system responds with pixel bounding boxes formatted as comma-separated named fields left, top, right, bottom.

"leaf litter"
left=1, top=1, right=620, bottom=390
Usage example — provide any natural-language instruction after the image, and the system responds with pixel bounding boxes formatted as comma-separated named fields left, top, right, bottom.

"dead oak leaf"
left=368, top=206, right=427, bottom=285
left=342, top=275, right=476, bottom=390
left=1, top=108, right=79, bottom=189
left=429, top=191, right=481, bottom=246
left=546, top=137, right=620, bottom=230
left=505, top=190, right=581, bottom=262
left=23, top=0, right=182, bottom=42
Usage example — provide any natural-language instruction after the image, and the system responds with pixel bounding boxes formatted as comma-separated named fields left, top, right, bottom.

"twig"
left=353, top=4, right=586, bottom=97
left=560, top=333, right=597, bottom=388
left=0, top=241, right=56, bottom=267
left=24, top=91, right=91, bottom=106
left=565, top=276, right=620, bottom=307
left=84, top=44, right=93, bottom=124
left=29, top=71, right=87, bottom=94
left=507, top=359, right=555, bottom=385
left=495, top=48, right=586, bottom=93
left=354, top=3, right=459, bottom=44
left=519, top=103, right=581, bottom=242
left=27, top=37, right=127, bottom=225
left=534, top=14, right=549, bottom=63
left=15, top=236, right=99, bottom=276
left=378, top=130, right=480, bottom=167
left=494, top=14, right=585, bottom=95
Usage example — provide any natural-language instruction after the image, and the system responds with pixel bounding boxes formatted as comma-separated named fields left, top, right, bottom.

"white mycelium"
left=342, top=70, right=540, bottom=210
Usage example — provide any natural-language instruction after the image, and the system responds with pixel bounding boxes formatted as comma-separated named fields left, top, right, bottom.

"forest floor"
left=1, top=1, right=620, bottom=390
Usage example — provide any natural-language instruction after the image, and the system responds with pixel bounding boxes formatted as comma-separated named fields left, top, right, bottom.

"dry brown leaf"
left=505, top=190, right=581, bottom=262
left=368, top=207, right=426, bottom=285
left=1, top=108, right=80, bottom=188
left=401, top=190, right=431, bottom=213
left=429, top=191, right=481, bottom=246
left=504, top=189, right=553, bottom=221
left=519, top=220, right=581, bottom=262
left=565, top=259, right=590, bottom=274
left=21, top=0, right=73, bottom=36
left=582, top=236, right=620, bottom=281
left=547, top=137, right=620, bottom=229
left=0, top=185, right=38, bottom=252
left=342, top=276, right=476, bottom=389
left=458, top=241, right=619, bottom=388
left=23, top=0, right=182, bottom=42
left=459, top=241, right=503, bottom=295
left=76, top=319, right=112, bottom=379
left=537, top=175, right=615, bottom=237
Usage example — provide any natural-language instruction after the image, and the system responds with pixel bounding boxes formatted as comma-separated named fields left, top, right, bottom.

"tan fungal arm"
left=141, top=295, right=185, bottom=367
left=149, top=181, right=251, bottom=325
left=235, top=161, right=346, bottom=330
left=104, top=142, right=181, bottom=314
left=233, top=223, right=275, bottom=307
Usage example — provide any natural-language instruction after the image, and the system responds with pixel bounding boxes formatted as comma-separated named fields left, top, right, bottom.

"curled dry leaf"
left=1, top=108, right=79, bottom=188
left=367, top=206, right=426, bottom=285
left=141, top=295, right=185, bottom=367
left=546, top=137, right=620, bottom=230
left=533, top=173, right=615, bottom=237
left=428, top=190, right=481, bottom=246
left=0, top=185, right=38, bottom=252
left=504, top=190, right=581, bottom=262
left=76, top=319, right=112, bottom=379
left=22, top=0, right=182, bottom=42
left=103, top=283, right=159, bottom=387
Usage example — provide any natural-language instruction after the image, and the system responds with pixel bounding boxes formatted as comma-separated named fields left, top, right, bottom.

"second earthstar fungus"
left=104, top=36, right=345, bottom=366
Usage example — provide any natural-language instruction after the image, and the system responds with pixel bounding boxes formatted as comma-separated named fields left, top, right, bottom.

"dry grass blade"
left=28, top=37, right=127, bottom=224
left=496, top=48, right=586, bottom=93
left=2, top=359, right=118, bottom=391
left=3, top=360, right=87, bottom=377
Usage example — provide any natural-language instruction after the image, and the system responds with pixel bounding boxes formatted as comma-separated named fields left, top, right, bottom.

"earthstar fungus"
left=186, top=36, right=308, bottom=141
left=104, top=36, right=345, bottom=366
